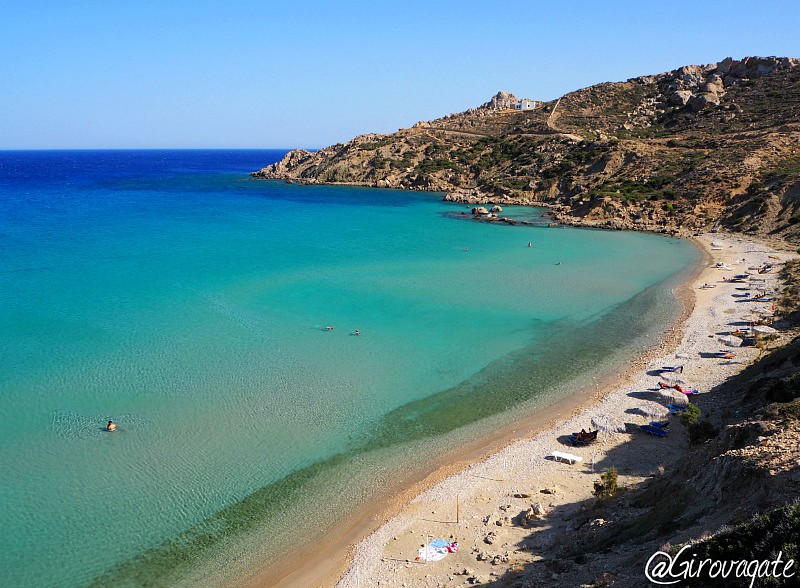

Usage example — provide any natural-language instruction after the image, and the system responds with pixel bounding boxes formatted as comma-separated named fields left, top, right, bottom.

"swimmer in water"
left=528, top=242, right=532, bottom=247
left=106, top=420, right=117, bottom=432
left=354, top=329, right=360, bottom=336
left=325, top=326, right=334, bottom=330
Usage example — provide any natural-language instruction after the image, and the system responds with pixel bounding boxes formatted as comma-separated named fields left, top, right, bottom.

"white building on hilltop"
left=515, top=99, right=537, bottom=111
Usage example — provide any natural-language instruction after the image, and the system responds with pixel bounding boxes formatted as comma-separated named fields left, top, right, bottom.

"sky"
left=1, top=0, right=799, bottom=149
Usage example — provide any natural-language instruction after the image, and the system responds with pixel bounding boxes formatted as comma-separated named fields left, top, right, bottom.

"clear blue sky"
left=2, top=0, right=798, bottom=149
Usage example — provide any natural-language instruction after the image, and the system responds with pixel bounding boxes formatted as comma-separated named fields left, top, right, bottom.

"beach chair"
left=568, top=430, right=598, bottom=446
left=550, top=451, right=583, bottom=464
left=649, top=421, right=670, bottom=430
left=666, top=404, right=687, bottom=413
left=640, top=424, right=668, bottom=437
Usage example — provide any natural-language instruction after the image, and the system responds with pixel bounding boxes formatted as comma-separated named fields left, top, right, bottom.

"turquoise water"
left=0, top=151, right=699, bottom=587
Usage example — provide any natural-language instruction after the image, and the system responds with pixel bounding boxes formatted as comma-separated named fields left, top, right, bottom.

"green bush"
left=679, top=403, right=701, bottom=427
left=672, top=504, right=800, bottom=587
left=593, top=467, right=619, bottom=499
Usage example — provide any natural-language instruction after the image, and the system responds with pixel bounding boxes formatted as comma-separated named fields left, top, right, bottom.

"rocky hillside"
left=253, top=56, right=800, bottom=240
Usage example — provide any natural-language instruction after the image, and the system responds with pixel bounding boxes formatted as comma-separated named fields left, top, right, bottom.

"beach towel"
left=416, top=546, right=448, bottom=561
left=415, top=539, right=458, bottom=561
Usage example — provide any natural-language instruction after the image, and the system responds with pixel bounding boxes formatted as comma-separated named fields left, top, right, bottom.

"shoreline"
left=326, top=232, right=794, bottom=587
left=237, top=236, right=708, bottom=588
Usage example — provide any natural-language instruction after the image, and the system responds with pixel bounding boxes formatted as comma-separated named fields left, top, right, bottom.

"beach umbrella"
left=718, top=335, right=743, bottom=347
left=591, top=414, right=626, bottom=438
left=659, top=388, right=689, bottom=406
left=752, top=325, right=778, bottom=335
left=643, top=403, right=668, bottom=421
left=660, top=373, right=687, bottom=386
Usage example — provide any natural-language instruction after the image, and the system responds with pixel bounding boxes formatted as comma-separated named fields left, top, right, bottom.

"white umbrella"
left=643, top=403, right=669, bottom=421
left=659, top=389, right=689, bottom=406
left=591, top=414, right=626, bottom=437
left=660, top=373, right=688, bottom=386
left=718, top=335, right=743, bottom=347
left=752, top=325, right=778, bottom=335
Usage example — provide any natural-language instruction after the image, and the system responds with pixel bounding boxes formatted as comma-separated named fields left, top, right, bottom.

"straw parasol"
left=660, top=372, right=687, bottom=386
left=752, top=325, right=778, bottom=335
left=591, top=414, right=626, bottom=439
left=718, top=335, right=743, bottom=347
left=659, top=388, right=689, bottom=406
left=643, top=403, right=668, bottom=422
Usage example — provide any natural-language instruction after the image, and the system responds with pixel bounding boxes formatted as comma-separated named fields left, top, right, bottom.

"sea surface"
left=0, top=150, right=699, bottom=587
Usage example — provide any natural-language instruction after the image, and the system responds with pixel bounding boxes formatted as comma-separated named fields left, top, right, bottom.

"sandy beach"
left=315, top=233, right=795, bottom=588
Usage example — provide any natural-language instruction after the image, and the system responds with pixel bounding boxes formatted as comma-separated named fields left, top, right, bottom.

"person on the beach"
left=106, top=420, right=117, bottom=432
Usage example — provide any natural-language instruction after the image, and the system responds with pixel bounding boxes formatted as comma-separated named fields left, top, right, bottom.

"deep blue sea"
left=0, top=150, right=700, bottom=587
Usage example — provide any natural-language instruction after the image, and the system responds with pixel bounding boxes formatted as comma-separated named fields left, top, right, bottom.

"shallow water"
left=0, top=150, right=699, bottom=587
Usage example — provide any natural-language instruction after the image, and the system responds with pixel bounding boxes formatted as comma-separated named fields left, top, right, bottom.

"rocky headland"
left=253, top=56, right=800, bottom=240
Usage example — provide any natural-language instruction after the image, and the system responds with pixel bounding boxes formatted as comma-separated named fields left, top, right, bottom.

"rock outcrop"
left=253, top=56, right=800, bottom=241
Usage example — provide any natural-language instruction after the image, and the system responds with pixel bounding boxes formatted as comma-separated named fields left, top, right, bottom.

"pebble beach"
left=327, top=233, right=794, bottom=588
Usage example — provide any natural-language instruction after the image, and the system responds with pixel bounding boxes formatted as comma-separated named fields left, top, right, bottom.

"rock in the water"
left=490, top=205, right=503, bottom=212
left=472, top=206, right=489, bottom=215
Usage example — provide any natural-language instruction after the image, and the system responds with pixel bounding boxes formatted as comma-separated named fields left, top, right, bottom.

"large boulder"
left=480, top=91, right=519, bottom=111
left=689, top=92, right=721, bottom=111
left=472, top=206, right=490, bottom=215
left=669, top=90, right=694, bottom=106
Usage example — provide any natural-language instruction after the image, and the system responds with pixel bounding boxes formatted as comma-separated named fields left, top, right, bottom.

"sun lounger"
left=640, top=424, right=668, bottom=437
left=666, top=404, right=687, bottom=413
left=649, top=421, right=670, bottom=430
left=568, top=430, right=598, bottom=446
left=550, top=451, right=583, bottom=464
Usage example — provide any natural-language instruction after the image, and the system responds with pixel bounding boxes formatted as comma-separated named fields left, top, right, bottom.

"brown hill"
left=253, top=56, right=800, bottom=240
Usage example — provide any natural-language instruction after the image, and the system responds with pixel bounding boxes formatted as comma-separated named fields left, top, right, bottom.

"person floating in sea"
left=106, top=420, right=117, bottom=432
left=325, top=326, right=334, bottom=330
left=528, top=242, right=532, bottom=247
left=354, top=329, right=360, bottom=336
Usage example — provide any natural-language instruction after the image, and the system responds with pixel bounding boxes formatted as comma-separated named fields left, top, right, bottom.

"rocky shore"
left=253, top=56, right=800, bottom=243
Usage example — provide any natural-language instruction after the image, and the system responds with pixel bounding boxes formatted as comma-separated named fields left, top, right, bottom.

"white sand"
left=333, top=233, right=794, bottom=588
